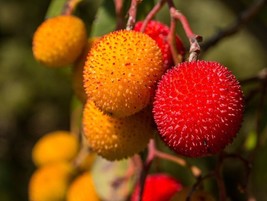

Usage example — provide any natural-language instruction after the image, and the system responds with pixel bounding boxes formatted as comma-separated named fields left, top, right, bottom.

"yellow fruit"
left=72, top=38, right=99, bottom=103
left=33, top=15, right=87, bottom=67
left=29, top=162, right=73, bottom=201
left=67, top=172, right=100, bottom=201
left=83, top=30, right=164, bottom=117
left=32, top=131, right=79, bottom=166
left=170, top=187, right=215, bottom=201
left=82, top=100, right=153, bottom=161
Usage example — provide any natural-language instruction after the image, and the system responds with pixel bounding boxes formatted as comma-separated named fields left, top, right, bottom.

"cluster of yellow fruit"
left=28, top=131, right=99, bottom=201
left=32, top=14, right=168, bottom=161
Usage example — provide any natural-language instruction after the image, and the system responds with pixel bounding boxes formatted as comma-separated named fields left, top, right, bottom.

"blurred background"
left=0, top=0, right=266, bottom=200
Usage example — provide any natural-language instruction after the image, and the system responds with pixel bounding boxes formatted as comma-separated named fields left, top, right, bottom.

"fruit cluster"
left=29, top=131, right=99, bottom=201
left=31, top=10, right=244, bottom=201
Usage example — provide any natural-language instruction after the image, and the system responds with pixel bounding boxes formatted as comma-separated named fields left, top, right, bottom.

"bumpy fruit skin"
left=170, top=187, right=215, bottom=201
left=33, top=15, right=87, bottom=67
left=134, top=20, right=185, bottom=68
left=72, top=38, right=99, bottom=103
left=131, top=174, right=182, bottom=201
left=32, top=131, right=79, bottom=166
left=29, top=162, right=73, bottom=201
left=153, top=61, right=244, bottom=157
left=67, top=172, right=100, bottom=201
left=83, top=30, right=164, bottom=117
left=82, top=100, right=153, bottom=161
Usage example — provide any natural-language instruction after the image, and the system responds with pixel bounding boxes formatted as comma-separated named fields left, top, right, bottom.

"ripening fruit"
left=131, top=174, right=182, bottom=201
left=32, top=131, right=79, bottom=166
left=153, top=61, right=244, bottom=157
left=83, top=30, right=164, bottom=117
left=72, top=38, right=99, bottom=103
left=82, top=100, right=153, bottom=161
left=134, top=20, right=185, bottom=68
left=67, top=172, right=100, bottom=201
left=29, top=162, right=73, bottom=201
left=33, top=15, right=87, bottom=67
left=170, top=187, right=215, bottom=201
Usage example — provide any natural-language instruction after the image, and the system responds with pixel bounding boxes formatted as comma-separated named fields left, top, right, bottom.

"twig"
left=186, top=172, right=215, bottom=201
left=215, top=153, right=227, bottom=201
left=63, top=0, right=82, bottom=15
left=201, top=0, right=267, bottom=52
left=140, top=0, right=167, bottom=32
left=113, top=0, right=125, bottom=30
left=126, top=0, right=141, bottom=30
left=169, top=7, right=202, bottom=61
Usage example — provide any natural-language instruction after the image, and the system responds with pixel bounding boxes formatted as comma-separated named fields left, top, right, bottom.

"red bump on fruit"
left=134, top=20, right=185, bottom=68
left=153, top=60, right=244, bottom=157
left=131, top=174, right=182, bottom=201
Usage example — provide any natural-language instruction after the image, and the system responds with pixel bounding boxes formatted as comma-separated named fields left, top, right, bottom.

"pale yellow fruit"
left=33, top=15, right=87, bottom=67
left=67, top=172, right=100, bottom=201
left=29, top=162, right=73, bottom=201
left=32, top=131, right=79, bottom=166
left=82, top=100, right=153, bottom=161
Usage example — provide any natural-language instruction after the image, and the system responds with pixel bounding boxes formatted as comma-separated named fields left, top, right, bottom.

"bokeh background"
left=0, top=0, right=267, bottom=200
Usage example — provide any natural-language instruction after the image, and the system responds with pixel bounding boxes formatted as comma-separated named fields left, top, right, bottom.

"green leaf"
left=244, top=130, right=257, bottom=151
left=91, top=157, right=139, bottom=201
left=46, top=0, right=67, bottom=18
left=90, top=0, right=116, bottom=37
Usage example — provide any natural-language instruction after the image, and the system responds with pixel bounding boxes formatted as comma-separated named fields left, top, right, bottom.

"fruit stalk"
left=139, top=0, right=167, bottom=32
left=126, top=0, right=141, bottom=30
left=63, top=0, right=81, bottom=15
left=169, top=7, right=203, bottom=61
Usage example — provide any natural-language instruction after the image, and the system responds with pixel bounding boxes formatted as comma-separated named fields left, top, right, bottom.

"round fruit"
left=67, top=172, right=100, bottom=201
left=29, top=162, right=73, bottom=201
left=153, top=61, right=244, bottom=157
left=134, top=20, right=185, bottom=68
left=82, top=100, right=153, bottom=161
left=33, top=15, right=87, bottom=67
left=170, top=187, right=215, bottom=201
left=32, top=131, right=79, bottom=166
left=83, top=30, right=164, bottom=117
left=131, top=174, right=182, bottom=201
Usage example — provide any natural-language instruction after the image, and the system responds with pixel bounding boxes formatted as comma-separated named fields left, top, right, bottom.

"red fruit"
left=134, top=20, right=185, bottom=69
left=153, top=61, right=244, bottom=157
left=131, top=174, right=182, bottom=201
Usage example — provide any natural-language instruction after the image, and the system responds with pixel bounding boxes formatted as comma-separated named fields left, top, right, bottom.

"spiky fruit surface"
left=29, top=162, right=73, bottom=201
left=33, top=15, right=87, bottom=67
left=72, top=38, right=99, bottom=103
left=67, top=172, right=100, bottom=201
left=153, top=61, right=244, bottom=157
left=131, top=174, right=182, bottom=201
left=170, top=187, right=215, bottom=201
left=134, top=20, right=185, bottom=68
left=83, top=30, right=164, bottom=117
left=32, top=131, right=79, bottom=166
left=82, top=100, right=153, bottom=161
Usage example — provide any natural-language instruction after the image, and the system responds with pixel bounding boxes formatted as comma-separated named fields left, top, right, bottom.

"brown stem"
left=126, top=0, right=140, bottom=30
left=186, top=173, right=215, bottom=201
left=140, top=0, right=167, bottom=32
left=63, top=0, right=81, bottom=15
left=215, top=153, right=227, bottom=201
left=113, top=0, right=125, bottom=30
left=201, top=0, right=267, bottom=52
left=169, top=7, right=202, bottom=61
